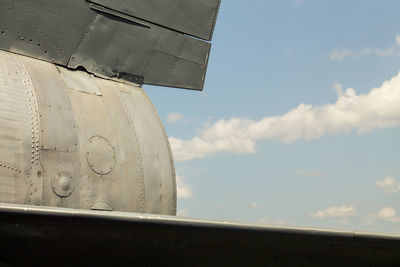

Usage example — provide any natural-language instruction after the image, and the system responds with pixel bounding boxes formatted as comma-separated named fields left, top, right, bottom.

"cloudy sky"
left=145, top=0, right=400, bottom=233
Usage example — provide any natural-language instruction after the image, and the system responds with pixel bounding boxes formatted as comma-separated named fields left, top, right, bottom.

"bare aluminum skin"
left=0, top=50, right=176, bottom=215
left=1, top=1, right=400, bottom=265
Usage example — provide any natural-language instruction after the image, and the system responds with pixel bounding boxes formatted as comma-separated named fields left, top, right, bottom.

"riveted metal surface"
left=0, top=51, right=42, bottom=204
left=118, top=85, right=176, bottom=215
left=20, top=56, right=79, bottom=153
left=89, top=0, right=221, bottom=41
left=0, top=0, right=96, bottom=65
left=117, top=90, right=145, bottom=212
left=0, top=0, right=219, bottom=90
left=86, top=136, right=116, bottom=175
left=25, top=164, right=44, bottom=205
left=68, top=13, right=211, bottom=90
left=0, top=50, right=176, bottom=215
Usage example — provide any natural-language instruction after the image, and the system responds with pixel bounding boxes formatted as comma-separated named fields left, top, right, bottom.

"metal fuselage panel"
left=0, top=50, right=176, bottom=215
left=0, top=0, right=220, bottom=90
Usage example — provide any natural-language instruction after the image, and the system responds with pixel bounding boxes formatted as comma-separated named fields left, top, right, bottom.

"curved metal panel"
left=118, top=87, right=176, bottom=215
left=0, top=50, right=176, bottom=215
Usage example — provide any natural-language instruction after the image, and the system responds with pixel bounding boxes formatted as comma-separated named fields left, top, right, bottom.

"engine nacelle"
left=0, top=50, right=176, bottom=215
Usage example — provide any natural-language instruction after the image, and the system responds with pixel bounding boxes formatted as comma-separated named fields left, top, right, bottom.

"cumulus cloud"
left=171, top=71, right=400, bottom=161
left=310, top=205, right=356, bottom=218
left=377, top=207, right=400, bottom=222
left=176, top=175, right=193, bottom=199
left=167, top=113, right=184, bottom=123
left=366, top=207, right=400, bottom=224
left=376, top=176, right=400, bottom=194
left=330, top=34, right=400, bottom=61
left=295, top=170, right=324, bottom=177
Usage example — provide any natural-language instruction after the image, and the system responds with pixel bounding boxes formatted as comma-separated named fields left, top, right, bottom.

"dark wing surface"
left=89, top=0, right=220, bottom=41
left=1, top=203, right=400, bottom=266
left=0, top=0, right=221, bottom=90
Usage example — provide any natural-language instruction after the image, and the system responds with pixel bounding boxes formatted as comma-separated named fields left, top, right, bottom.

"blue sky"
left=145, top=0, right=400, bottom=233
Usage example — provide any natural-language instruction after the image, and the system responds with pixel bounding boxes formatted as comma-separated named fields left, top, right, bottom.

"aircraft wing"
left=0, top=0, right=221, bottom=90
left=1, top=203, right=399, bottom=266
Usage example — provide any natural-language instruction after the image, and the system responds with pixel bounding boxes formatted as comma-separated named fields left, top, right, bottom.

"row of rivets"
left=0, top=162, right=21, bottom=173
left=21, top=62, right=40, bottom=166
left=118, top=90, right=145, bottom=212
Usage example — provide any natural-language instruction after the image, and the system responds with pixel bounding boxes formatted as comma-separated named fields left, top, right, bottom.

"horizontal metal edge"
left=1, top=202, right=399, bottom=241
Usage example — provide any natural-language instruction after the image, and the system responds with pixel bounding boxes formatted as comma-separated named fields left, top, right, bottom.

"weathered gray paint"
left=0, top=0, right=219, bottom=90
left=89, top=0, right=221, bottom=41
left=0, top=50, right=176, bottom=215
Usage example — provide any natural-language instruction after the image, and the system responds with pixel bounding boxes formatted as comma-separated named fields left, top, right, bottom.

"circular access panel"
left=52, top=172, right=74, bottom=197
left=86, top=136, right=116, bottom=175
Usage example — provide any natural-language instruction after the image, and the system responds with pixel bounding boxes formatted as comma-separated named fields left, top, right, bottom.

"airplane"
left=0, top=0, right=399, bottom=265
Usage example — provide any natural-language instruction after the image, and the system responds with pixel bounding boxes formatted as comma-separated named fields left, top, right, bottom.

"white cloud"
left=366, top=207, right=400, bottom=224
left=250, top=202, right=259, bottom=208
left=377, top=207, right=400, bottom=222
left=167, top=113, right=184, bottom=123
left=330, top=34, right=400, bottom=61
left=295, top=170, right=324, bottom=177
left=176, top=175, right=193, bottom=199
left=171, top=71, right=400, bottom=161
left=376, top=176, right=400, bottom=194
left=329, top=49, right=353, bottom=61
left=310, top=205, right=356, bottom=218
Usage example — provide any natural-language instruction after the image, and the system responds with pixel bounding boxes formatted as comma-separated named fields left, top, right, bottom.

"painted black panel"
left=90, top=0, right=221, bottom=41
